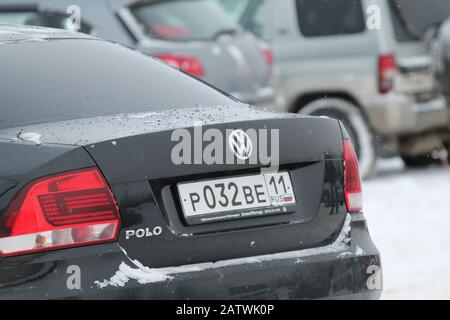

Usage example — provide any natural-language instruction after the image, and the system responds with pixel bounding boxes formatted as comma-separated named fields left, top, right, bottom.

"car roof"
left=0, top=24, right=98, bottom=44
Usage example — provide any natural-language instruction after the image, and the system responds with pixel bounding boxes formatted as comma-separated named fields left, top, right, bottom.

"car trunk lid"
left=0, top=106, right=348, bottom=267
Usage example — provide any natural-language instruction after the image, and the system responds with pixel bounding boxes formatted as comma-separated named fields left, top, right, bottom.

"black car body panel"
left=0, top=26, right=382, bottom=299
left=0, top=214, right=381, bottom=300
left=0, top=113, right=346, bottom=268
left=0, top=143, right=95, bottom=213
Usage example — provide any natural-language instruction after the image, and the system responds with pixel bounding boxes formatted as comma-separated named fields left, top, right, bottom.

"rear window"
left=388, top=0, right=450, bottom=42
left=130, top=0, right=238, bottom=41
left=0, top=9, right=92, bottom=34
left=295, top=0, right=365, bottom=37
left=0, top=39, right=235, bottom=129
left=216, top=0, right=265, bottom=38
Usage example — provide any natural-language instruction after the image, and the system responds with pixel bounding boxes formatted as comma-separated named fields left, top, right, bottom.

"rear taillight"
left=343, top=140, right=363, bottom=213
left=378, top=54, right=397, bottom=94
left=259, top=41, right=274, bottom=67
left=155, top=54, right=205, bottom=77
left=0, top=168, right=120, bottom=256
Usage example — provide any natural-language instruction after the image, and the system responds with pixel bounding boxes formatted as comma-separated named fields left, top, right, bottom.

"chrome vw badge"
left=229, top=129, right=253, bottom=160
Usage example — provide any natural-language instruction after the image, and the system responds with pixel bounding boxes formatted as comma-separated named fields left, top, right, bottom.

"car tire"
left=298, top=98, right=377, bottom=179
left=401, top=154, right=441, bottom=167
left=401, top=144, right=450, bottom=168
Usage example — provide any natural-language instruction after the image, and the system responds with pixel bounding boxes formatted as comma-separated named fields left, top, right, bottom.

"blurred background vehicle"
left=433, top=21, right=450, bottom=102
left=0, top=0, right=277, bottom=108
left=217, top=0, right=450, bottom=178
left=432, top=16, right=450, bottom=105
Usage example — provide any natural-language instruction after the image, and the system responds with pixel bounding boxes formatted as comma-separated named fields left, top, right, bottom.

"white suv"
left=218, top=0, right=450, bottom=178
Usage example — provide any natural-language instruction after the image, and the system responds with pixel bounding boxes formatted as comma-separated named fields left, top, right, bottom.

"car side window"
left=0, top=9, right=92, bottom=34
left=388, top=1, right=419, bottom=42
left=239, top=0, right=265, bottom=38
left=215, top=0, right=265, bottom=38
left=295, top=0, right=365, bottom=37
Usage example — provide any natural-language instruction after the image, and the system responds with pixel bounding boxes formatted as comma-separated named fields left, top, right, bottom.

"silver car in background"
left=218, top=0, right=450, bottom=178
left=0, top=0, right=276, bottom=108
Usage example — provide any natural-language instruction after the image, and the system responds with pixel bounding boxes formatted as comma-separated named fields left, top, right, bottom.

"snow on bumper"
left=0, top=214, right=381, bottom=300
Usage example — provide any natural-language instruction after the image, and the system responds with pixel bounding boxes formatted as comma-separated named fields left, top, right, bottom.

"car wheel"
left=401, top=148, right=448, bottom=168
left=299, top=98, right=377, bottom=179
left=401, top=154, right=441, bottom=167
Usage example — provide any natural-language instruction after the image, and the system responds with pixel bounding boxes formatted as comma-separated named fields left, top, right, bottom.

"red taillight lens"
left=259, top=41, right=274, bottom=67
left=155, top=54, right=205, bottom=77
left=150, top=25, right=189, bottom=39
left=378, top=54, right=397, bottom=94
left=0, top=168, right=120, bottom=256
left=344, top=140, right=363, bottom=213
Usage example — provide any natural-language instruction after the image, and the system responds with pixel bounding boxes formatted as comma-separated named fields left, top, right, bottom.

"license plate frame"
left=177, top=172, right=296, bottom=225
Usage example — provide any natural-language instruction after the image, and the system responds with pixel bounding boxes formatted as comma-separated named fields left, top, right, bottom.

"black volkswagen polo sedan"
left=0, top=25, right=382, bottom=300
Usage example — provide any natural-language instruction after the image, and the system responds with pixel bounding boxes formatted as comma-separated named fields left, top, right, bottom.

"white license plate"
left=178, top=172, right=296, bottom=225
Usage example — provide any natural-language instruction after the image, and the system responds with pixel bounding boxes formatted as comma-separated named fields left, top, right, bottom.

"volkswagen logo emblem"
left=229, top=129, right=253, bottom=160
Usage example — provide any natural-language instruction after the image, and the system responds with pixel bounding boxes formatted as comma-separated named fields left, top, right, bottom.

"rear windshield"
left=389, top=0, right=450, bottom=42
left=0, top=39, right=235, bottom=129
left=130, top=0, right=238, bottom=41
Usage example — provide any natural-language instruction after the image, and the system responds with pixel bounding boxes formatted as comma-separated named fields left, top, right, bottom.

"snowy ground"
left=364, top=158, right=450, bottom=299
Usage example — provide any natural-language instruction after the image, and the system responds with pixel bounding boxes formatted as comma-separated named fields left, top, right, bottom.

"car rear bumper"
left=0, top=213, right=381, bottom=300
left=366, top=93, right=449, bottom=135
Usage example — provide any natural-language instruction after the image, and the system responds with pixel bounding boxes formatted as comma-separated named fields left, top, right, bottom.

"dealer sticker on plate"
left=178, top=172, right=296, bottom=225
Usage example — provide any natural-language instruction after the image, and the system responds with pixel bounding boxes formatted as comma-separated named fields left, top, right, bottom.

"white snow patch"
left=355, top=245, right=365, bottom=256
left=337, top=252, right=352, bottom=258
left=95, top=215, right=352, bottom=289
left=95, top=261, right=173, bottom=288
left=179, top=233, right=193, bottom=237
left=0, top=30, right=21, bottom=35
left=114, top=112, right=158, bottom=120
left=17, top=132, right=42, bottom=145
left=364, top=159, right=450, bottom=299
